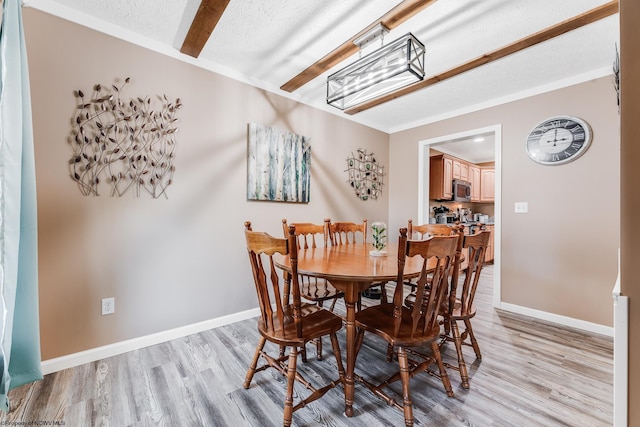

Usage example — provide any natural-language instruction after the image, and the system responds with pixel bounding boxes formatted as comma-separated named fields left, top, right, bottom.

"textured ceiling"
left=26, top=0, right=619, bottom=138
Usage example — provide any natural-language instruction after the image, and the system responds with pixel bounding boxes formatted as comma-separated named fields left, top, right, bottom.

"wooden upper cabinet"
left=480, top=168, right=495, bottom=202
left=469, top=165, right=481, bottom=202
left=430, top=154, right=454, bottom=200
left=452, top=159, right=461, bottom=179
left=431, top=154, right=494, bottom=203
left=459, top=162, right=469, bottom=181
left=451, top=159, right=469, bottom=181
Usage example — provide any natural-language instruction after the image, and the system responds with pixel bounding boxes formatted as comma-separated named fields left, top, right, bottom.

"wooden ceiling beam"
left=180, top=0, right=230, bottom=58
left=280, top=0, right=439, bottom=93
left=345, top=0, right=619, bottom=115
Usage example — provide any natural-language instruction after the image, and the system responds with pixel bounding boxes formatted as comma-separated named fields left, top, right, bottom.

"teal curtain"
left=0, top=0, right=42, bottom=411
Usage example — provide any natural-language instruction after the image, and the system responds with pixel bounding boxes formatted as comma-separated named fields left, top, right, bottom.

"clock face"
left=526, top=116, right=592, bottom=165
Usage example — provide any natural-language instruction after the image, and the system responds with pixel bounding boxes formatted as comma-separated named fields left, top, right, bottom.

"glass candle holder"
left=370, top=221, right=387, bottom=256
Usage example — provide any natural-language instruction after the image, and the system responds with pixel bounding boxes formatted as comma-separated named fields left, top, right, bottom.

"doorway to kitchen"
left=418, top=124, right=501, bottom=307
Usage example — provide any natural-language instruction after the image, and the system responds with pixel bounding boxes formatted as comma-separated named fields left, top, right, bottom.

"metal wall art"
left=346, top=148, right=384, bottom=201
left=247, top=123, right=311, bottom=203
left=613, top=43, right=620, bottom=114
left=69, top=77, right=181, bottom=198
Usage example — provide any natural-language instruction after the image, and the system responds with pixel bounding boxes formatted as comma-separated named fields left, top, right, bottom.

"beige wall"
left=24, top=9, right=390, bottom=360
left=620, top=0, right=639, bottom=423
left=389, top=77, right=620, bottom=327
left=24, top=5, right=624, bottom=368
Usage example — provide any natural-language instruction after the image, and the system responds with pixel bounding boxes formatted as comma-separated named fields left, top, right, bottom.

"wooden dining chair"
left=327, top=219, right=372, bottom=307
left=404, top=219, right=462, bottom=290
left=402, top=220, right=464, bottom=295
left=354, top=228, right=460, bottom=426
left=328, top=219, right=367, bottom=245
left=282, top=218, right=343, bottom=361
left=407, top=219, right=453, bottom=240
left=440, top=229, right=491, bottom=389
left=243, top=222, right=345, bottom=427
left=396, top=222, right=465, bottom=362
left=283, top=219, right=330, bottom=249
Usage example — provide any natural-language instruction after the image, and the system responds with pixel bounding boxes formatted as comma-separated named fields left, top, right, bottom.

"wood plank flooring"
left=2, top=265, right=613, bottom=426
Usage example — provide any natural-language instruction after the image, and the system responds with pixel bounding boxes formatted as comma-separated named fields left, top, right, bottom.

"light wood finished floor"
left=2, top=265, right=613, bottom=426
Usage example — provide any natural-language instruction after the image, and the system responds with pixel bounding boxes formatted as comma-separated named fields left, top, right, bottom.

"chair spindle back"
left=407, top=219, right=455, bottom=240
left=282, top=218, right=329, bottom=249
left=329, top=219, right=367, bottom=245
left=455, top=230, right=491, bottom=316
left=245, top=221, right=302, bottom=338
left=392, top=228, right=459, bottom=338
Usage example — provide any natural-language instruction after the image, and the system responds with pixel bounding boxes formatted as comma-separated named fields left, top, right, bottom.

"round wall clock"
left=526, top=116, right=592, bottom=165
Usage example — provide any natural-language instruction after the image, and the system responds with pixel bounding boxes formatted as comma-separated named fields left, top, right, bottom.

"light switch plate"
left=514, top=202, right=528, bottom=213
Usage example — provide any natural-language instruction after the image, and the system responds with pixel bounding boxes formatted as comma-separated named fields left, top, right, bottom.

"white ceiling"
left=26, top=0, right=619, bottom=140
left=431, top=132, right=496, bottom=164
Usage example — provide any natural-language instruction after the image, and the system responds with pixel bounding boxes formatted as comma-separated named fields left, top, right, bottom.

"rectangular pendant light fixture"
left=327, top=32, right=425, bottom=110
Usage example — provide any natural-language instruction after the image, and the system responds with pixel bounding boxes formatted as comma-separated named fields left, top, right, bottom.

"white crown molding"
left=389, top=66, right=613, bottom=134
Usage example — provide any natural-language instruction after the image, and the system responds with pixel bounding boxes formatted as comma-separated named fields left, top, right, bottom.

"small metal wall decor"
left=613, top=43, right=620, bottom=114
left=345, top=148, right=384, bottom=201
left=69, top=77, right=181, bottom=198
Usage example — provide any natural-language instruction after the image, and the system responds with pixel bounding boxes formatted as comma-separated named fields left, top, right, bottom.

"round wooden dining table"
left=273, top=242, right=423, bottom=417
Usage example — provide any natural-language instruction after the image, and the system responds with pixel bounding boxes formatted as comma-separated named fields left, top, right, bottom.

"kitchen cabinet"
left=431, top=154, right=492, bottom=202
left=480, top=168, right=495, bottom=202
left=430, top=154, right=454, bottom=200
left=460, top=162, right=469, bottom=181
left=469, top=165, right=481, bottom=202
left=453, top=159, right=469, bottom=181
left=484, top=224, right=495, bottom=263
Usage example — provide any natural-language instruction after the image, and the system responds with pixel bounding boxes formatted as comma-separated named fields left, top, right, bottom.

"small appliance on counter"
left=433, top=205, right=450, bottom=224
left=472, top=213, right=490, bottom=224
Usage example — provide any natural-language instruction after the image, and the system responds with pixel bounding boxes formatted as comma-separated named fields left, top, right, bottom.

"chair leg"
left=244, top=336, right=267, bottom=389
left=315, top=338, right=323, bottom=361
left=430, top=340, right=454, bottom=397
left=397, top=347, right=414, bottom=427
left=355, top=329, right=365, bottom=358
left=386, top=343, right=394, bottom=362
left=450, top=319, right=470, bottom=389
left=464, top=318, right=482, bottom=360
left=314, top=301, right=324, bottom=360
left=443, top=315, right=451, bottom=336
left=283, top=346, right=298, bottom=427
left=329, top=332, right=345, bottom=382
left=380, top=282, right=388, bottom=304
left=328, top=296, right=338, bottom=312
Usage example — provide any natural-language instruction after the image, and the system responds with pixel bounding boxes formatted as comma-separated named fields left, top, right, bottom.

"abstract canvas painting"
left=247, top=123, right=311, bottom=202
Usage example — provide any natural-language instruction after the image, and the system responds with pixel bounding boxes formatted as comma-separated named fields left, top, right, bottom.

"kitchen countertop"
left=452, top=221, right=495, bottom=227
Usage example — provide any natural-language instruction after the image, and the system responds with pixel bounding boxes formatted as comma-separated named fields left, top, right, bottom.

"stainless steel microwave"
left=452, top=179, right=471, bottom=202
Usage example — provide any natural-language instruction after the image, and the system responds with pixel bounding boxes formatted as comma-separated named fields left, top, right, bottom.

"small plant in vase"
left=370, top=221, right=387, bottom=256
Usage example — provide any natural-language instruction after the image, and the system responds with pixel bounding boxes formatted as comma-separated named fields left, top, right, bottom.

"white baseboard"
left=42, top=302, right=612, bottom=375
left=498, top=302, right=613, bottom=337
left=41, top=308, right=260, bottom=375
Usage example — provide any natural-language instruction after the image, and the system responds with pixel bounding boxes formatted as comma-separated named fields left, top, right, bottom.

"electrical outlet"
left=102, top=297, right=115, bottom=315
